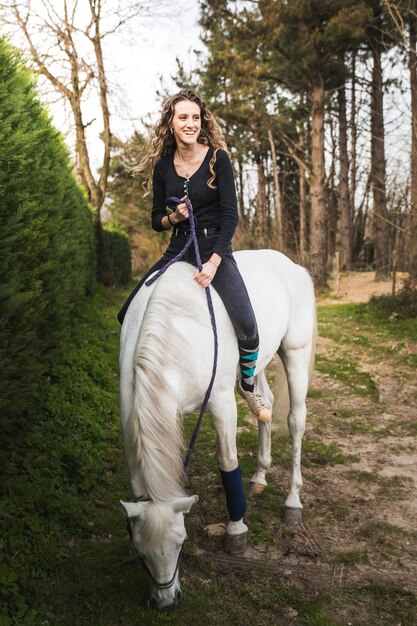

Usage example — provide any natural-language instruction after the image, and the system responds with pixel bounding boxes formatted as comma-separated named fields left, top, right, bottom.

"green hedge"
left=0, top=38, right=97, bottom=623
left=0, top=38, right=95, bottom=431
left=104, top=226, right=132, bottom=286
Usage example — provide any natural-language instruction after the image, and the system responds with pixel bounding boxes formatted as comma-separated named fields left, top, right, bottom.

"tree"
left=257, top=0, right=369, bottom=286
left=337, top=78, right=353, bottom=269
left=380, top=0, right=417, bottom=289
left=0, top=36, right=95, bottom=431
left=197, top=0, right=285, bottom=249
left=409, top=0, right=417, bottom=287
left=368, top=0, right=391, bottom=278
left=3, top=0, right=160, bottom=284
left=107, top=132, right=170, bottom=275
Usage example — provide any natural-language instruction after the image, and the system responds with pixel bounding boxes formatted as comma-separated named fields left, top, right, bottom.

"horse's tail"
left=124, top=269, right=203, bottom=503
left=274, top=263, right=317, bottom=422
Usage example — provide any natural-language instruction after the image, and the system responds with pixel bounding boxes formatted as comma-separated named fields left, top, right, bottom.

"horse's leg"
left=248, top=370, right=272, bottom=497
left=280, top=345, right=310, bottom=525
left=209, top=393, right=248, bottom=554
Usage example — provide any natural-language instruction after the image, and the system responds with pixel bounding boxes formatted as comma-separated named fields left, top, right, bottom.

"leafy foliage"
left=0, top=287, right=121, bottom=625
left=0, top=38, right=95, bottom=431
left=103, top=226, right=132, bottom=285
left=369, top=286, right=417, bottom=320
left=0, top=38, right=100, bottom=624
left=107, top=133, right=170, bottom=275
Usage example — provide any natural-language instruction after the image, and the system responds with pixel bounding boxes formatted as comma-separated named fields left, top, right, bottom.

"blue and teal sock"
left=239, top=345, right=259, bottom=392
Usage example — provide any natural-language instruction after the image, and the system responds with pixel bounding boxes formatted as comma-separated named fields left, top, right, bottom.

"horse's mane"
left=127, top=265, right=209, bottom=503
left=141, top=503, right=170, bottom=546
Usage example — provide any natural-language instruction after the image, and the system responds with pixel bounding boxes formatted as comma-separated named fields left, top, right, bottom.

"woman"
left=118, top=89, right=271, bottom=422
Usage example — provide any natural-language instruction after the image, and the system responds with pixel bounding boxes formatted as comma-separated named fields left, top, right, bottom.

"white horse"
left=119, top=249, right=316, bottom=609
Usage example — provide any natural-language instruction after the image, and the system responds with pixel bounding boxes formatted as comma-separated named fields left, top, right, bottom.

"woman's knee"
left=235, top=321, right=259, bottom=350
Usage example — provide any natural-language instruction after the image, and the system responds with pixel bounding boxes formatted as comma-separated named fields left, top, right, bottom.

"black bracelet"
left=167, top=213, right=176, bottom=227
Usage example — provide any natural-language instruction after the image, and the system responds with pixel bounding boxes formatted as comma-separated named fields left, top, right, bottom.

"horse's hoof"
left=222, top=531, right=248, bottom=555
left=282, top=506, right=303, bottom=525
left=248, top=482, right=265, bottom=497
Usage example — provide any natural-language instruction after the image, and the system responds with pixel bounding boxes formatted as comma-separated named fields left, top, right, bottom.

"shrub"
left=0, top=38, right=98, bottom=624
left=369, top=287, right=417, bottom=320
left=0, top=37, right=95, bottom=432
left=104, top=226, right=132, bottom=285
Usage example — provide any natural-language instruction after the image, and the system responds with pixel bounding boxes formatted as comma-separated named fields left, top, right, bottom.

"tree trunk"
left=370, top=1, right=389, bottom=278
left=297, top=123, right=308, bottom=267
left=350, top=51, right=357, bottom=231
left=255, top=155, right=267, bottom=248
left=88, top=0, right=113, bottom=285
left=254, top=135, right=267, bottom=248
left=326, top=106, right=337, bottom=264
left=89, top=0, right=112, bottom=203
left=237, top=157, right=246, bottom=226
left=267, top=128, right=284, bottom=251
left=337, top=83, right=352, bottom=270
left=309, top=64, right=327, bottom=287
left=409, top=2, right=417, bottom=287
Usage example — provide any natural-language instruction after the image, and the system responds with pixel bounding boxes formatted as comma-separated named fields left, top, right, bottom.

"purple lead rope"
left=145, top=196, right=218, bottom=474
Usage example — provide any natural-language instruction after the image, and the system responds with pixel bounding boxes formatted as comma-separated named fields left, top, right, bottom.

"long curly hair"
left=134, top=89, right=227, bottom=194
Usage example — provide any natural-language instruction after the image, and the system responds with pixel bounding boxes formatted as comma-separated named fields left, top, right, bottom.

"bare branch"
left=11, top=1, right=73, bottom=101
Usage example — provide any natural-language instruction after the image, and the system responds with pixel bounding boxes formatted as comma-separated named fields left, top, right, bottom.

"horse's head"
left=121, top=495, right=198, bottom=609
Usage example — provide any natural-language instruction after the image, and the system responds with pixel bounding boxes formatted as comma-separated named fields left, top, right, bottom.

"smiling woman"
left=118, top=88, right=272, bottom=423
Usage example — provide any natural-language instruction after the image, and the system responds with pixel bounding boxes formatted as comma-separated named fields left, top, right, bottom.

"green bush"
left=369, top=287, right=417, bottom=320
left=0, top=38, right=95, bottom=431
left=0, top=289, right=119, bottom=625
left=104, top=226, right=132, bottom=285
left=0, top=38, right=98, bottom=623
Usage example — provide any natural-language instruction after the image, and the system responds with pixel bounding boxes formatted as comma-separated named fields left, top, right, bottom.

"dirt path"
left=310, top=274, right=417, bottom=595
left=319, top=271, right=407, bottom=305
left=188, top=274, right=417, bottom=625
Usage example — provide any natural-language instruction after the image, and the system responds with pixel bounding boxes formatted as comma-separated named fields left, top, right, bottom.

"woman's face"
left=171, top=100, right=201, bottom=147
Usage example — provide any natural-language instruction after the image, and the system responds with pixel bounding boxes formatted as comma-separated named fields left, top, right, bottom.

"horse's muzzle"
left=152, top=588, right=182, bottom=610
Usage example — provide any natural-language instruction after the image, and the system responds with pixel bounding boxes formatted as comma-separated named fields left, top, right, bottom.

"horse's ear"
left=120, top=500, right=148, bottom=519
left=172, top=495, right=198, bottom=514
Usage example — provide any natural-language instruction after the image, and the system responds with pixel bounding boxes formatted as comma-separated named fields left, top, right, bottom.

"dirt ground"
left=319, top=271, right=408, bottom=305
left=189, top=272, right=417, bottom=625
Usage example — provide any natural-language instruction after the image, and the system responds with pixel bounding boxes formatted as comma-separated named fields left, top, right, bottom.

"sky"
left=2, top=0, right=204, bottom=167
left=99, top=0, right=204, bottom=135
left=1, top=0, right=411, bottom=194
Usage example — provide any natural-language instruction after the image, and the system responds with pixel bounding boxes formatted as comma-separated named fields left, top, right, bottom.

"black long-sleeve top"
left=151, top=146, right=238, bottom=259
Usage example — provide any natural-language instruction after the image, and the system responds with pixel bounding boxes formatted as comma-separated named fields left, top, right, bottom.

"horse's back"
left=119, top=250, right=315, bottom=416
left=235, top=250, right=315, bottom=358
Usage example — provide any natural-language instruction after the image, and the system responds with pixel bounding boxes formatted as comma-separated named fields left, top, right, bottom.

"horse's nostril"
left=151, top=590, right=181, bottom=611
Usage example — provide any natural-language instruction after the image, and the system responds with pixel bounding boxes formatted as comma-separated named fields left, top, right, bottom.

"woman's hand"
left=171, top=195, right=189, bottom=224
left=194, top=260, right=218, bottom=288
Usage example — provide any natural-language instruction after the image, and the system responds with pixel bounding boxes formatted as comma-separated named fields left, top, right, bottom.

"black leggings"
left=117, top=234, right=259, bottom=350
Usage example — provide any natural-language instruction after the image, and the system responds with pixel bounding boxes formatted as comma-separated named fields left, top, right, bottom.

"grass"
left=346, top=470, right=379, bottom=483
left=361, top=584, right=417, bottom=625
left=315, top=353, right=379, bottom=401
left=335, top=549, right=369, bottom=565
left=303, top=440, right=355, bottom=466
left=318, top=301, right=417, bottom=351
left=11, top=290, right=417, bottom=626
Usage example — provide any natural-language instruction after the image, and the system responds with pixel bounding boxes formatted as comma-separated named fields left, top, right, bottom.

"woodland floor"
left=44, top=274, right=417, bottom=626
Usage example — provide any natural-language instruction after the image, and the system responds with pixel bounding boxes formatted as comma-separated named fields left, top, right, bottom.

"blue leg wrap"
left=220, top=466, right=247, bottom=522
